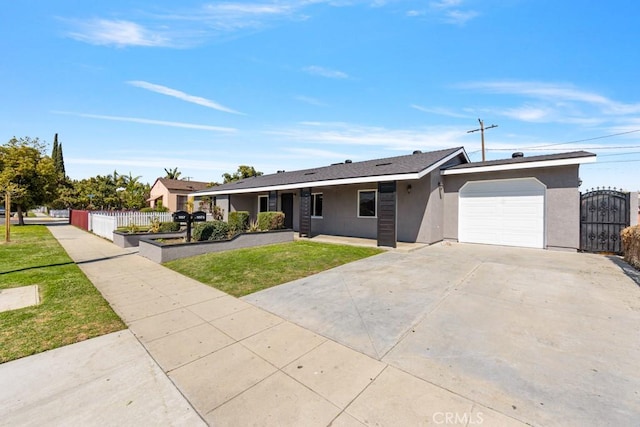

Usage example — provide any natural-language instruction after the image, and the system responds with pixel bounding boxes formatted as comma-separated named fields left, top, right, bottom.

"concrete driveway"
left=244, top=242, right=640, bottom=426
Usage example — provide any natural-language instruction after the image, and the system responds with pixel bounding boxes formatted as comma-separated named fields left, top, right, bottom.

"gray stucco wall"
left=396, top=171, right=445, bottom=244
left=308, top=184, right=378, bottom=239
left=230, top=194, right=261, bottom=219
left=443, top=165, right=581, bottom=250
left=214, top=195, right=230, bottom=222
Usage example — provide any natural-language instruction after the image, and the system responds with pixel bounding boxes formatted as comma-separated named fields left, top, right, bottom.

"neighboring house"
left=192, top=148, right=597, bottom=250
left=148, top=178, right=210, bottom=212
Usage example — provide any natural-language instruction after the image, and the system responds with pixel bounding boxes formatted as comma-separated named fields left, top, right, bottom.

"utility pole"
left=467, top=118, right=498, bottom=161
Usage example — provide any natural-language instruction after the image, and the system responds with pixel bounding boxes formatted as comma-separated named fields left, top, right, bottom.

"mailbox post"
left=172, top=210, right=207, bottom=242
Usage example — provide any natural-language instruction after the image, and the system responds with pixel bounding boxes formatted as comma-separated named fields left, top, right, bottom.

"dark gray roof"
left=194, top=147, right=465, bottom=194
left=445, top=151, right=596, bottom=170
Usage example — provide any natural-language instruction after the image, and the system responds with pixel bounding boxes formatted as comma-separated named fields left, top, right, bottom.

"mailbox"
left=191, top=211, right=207, bottom=222
left=172, top=211, right=189, bottom=222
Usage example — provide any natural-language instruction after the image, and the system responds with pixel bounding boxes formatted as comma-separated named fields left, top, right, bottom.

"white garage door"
left=459, top=178, right=545, bottom=248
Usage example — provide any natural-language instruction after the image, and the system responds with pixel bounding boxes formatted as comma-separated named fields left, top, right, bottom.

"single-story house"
left=148, top=178, right=210, bottom=212
left=192, top=147, right=597, bottom=251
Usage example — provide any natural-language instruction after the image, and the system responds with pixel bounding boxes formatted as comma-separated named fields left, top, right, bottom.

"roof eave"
left=440, top=155, right=596, bottom=176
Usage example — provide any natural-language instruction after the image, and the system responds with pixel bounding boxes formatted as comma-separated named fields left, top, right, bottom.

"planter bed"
left=138, top=229, right=295, bottom=263
left=113, top=230, right=186, bottom=248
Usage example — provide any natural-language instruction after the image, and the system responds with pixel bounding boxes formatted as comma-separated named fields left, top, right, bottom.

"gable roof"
left=193, top=147, right=468, bottom=196
left=441, top=151, right=596, bottom=175
left=153, top=178, right=210, bottom=192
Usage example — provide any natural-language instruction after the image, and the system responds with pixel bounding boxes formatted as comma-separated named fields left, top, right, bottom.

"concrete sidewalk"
left=0, top=224, right=526, bottom=426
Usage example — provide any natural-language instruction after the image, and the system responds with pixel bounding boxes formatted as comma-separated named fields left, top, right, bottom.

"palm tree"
left=164, top=167, right=182, bottom=180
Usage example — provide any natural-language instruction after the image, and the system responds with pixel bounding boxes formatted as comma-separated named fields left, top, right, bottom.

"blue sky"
left=2, top=0, right=639, bottom=190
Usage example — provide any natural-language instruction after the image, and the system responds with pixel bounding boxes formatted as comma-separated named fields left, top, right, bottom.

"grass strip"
left=164, top=240, right=384, bottom=297
left=0, top=225, right=125, bottom=363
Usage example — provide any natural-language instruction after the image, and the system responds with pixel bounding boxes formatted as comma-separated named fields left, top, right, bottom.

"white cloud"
left=266, top=121, right=470, bottom=151
left=458, top=80, right=640, bottom=129
left=53, top=111, right=236, bottom=132
left=65, top=2, right=422, bottom=48
left=66, top=19, right=172, bottom=47
left=283, top=147, right=352, bottom=159
left=67, top=156, right=232, bottom=171
left=294, top=95, right=328, bottom=106
left=443, top=9, right=478, bottom=25
left=428, top=0, right=478, bottom=25
left=411, top=104, right=470, bottom=118
left=127, top=81, right=243, bottom=114
left=303, top=65, right=349, bottom=79
left=430, top=0, right=463, bottom=9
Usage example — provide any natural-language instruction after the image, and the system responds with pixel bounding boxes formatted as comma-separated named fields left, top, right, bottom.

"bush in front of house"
left=257, top=211, right=285, bottom=231
left=229, top=211, right=250, bottom=234
left=141, top=205, right=170, bottom=213
left=193, top=221, right=230, bottom=242
left=621, top=225, right=640, bottom=269
left=159, top=222, right=181, bottom=232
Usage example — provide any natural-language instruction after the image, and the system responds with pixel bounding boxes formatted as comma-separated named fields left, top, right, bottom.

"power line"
left=487, top=145, right=640, bottom=151
left=524, top=129, right=640, bottom=149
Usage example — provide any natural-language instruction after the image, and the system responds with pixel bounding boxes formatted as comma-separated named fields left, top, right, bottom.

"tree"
left=164, top=167, right=182, bottom=180
left=117, top=172, right=149, bottom=210
left=222, top=165, right=263, bottom=183
left=51, top=133, right=66, bottom=178
left=0, top=137, right=58, bottom=225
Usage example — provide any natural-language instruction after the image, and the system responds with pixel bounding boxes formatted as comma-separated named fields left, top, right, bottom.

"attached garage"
left=442, top=151, right=597, bottom=251
left=458, top=178, right=545, bottom=248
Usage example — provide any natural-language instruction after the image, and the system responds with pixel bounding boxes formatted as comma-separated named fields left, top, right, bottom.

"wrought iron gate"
left=580, top=188, right=630, bottom=254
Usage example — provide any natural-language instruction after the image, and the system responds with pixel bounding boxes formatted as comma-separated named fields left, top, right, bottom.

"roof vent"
left=512, top=152, right=524, bottom=158
left=304, top=172, right=316, bottom=176
left=413, top=150, right=422, bottom=155
left=345, top=159, right=353, bottom=164
left=375, top=162, right=392, bottom=167
left=277, top=170, right=285, bottom=173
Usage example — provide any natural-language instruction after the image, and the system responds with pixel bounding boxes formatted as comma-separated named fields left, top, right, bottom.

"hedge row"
left=229, top=211, right=250, bottom=234
left=622, top=225, right=640, bottom=269
left=258, top=212, right=285, bottom=231
left=192, top=221, right=230, bottom=242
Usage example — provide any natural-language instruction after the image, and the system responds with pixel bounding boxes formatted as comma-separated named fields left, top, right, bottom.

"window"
left=258, top=195, right=269, bottom=213
left=176, top=195, right=188, bottom=211
left=311, top=193, right=323, bottom=218
left=358, top=190, right=377, bottom=217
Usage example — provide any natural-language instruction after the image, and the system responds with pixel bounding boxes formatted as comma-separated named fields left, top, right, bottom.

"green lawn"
left=164, top=240, right=384, bottom=297
left=0, top=225, right=125, bottom=363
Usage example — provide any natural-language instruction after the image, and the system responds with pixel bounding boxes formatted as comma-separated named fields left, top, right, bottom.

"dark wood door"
left=281, top=193, right=294, bottom=229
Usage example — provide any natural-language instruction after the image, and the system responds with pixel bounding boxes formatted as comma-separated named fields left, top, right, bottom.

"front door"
left=281, top=193, right=294, bottom=229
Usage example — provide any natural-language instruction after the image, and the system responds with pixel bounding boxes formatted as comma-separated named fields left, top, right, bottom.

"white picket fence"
left=49, top=209, right=69, bottom=218
left=89, top=211, right=174, bottom=241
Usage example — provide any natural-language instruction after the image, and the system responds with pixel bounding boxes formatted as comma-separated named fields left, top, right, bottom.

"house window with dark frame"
left=258, top=195, right=269, bottom=213
left=311, top=193, right=323, bottom=218
left=358, top=190, right=377, bottom=218
left=176, top=195, right=188, bottom=211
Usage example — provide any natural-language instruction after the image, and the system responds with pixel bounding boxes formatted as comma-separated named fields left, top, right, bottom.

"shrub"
left=141, top=206, right=169, bottom=213
left=149, top=216, right=161, bottom=233
left=229, top=211, right=250, bottom=234
left=622, top=225, right=640, bottom=269
left=192, top=221, right=230, bottom=242
left=158, top=222, right=181, bottom=232
left=212, top=205, right=224, bottom=221
left=258, top=211, right=285, bottom=231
